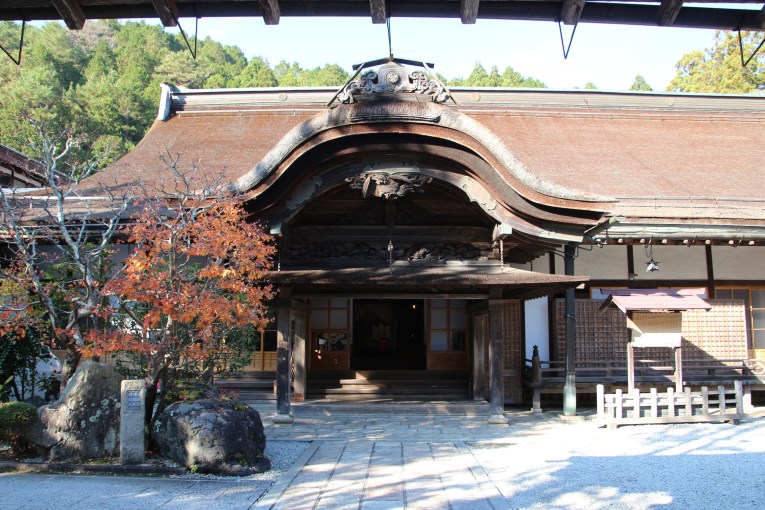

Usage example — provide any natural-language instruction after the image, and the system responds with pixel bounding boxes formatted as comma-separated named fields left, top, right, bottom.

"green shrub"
left=0, top=401, right=39, bottom=455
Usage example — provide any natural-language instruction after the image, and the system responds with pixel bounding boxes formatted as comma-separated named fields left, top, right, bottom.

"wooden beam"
left=658, top=0, right=683, bottom=26
left=151, top=0, right=179, bottom=27
left=258, top=0, right=281, bottom=25
left=50, top=0, right=85, bottom=30
left=460, top=0, right=480, bottom=24
left=759, top=5, right=765, bottom=29
left=560, top=0, right=585, bottom=25
left=369, top=0, right=388, bottom=24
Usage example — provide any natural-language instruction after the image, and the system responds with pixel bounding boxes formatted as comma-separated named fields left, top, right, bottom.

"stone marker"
left=120, top=380, right=146, bottom=465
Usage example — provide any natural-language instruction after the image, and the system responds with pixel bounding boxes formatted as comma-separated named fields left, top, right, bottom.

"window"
left=429, top=299, right=466, bottom=351
left=309, top=298, right=349, bottom=352
left=715, top=288, right=765, bottom=350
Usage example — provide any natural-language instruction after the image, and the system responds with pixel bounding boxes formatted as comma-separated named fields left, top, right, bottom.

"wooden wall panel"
left=553, top=299, right=748, bottom=365
left=503, top=300, right=523, bottom=404
left=682, top=299, right=747, bottom=362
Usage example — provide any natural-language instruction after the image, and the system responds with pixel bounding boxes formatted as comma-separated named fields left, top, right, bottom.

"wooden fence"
left=523, top=353, right=764, bottom=412
left=597, top=381, right=744, bottom=428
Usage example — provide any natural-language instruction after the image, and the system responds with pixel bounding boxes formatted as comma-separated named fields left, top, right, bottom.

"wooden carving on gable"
left=346, top=172, right=433, bottom=199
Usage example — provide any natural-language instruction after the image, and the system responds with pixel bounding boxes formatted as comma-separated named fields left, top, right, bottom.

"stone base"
left=530, top=407, right=543, bottom=414
left=487, top=414, right=509, bottom=425
left=272, top=413, right=294, bottom=424
left=558, top=414, right=589, bottom=424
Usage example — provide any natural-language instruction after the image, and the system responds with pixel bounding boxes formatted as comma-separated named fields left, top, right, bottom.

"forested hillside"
left=0, top=21, right=354, bottom=165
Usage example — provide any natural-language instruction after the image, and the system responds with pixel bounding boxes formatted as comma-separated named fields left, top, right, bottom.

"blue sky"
left=163, top=16, right=722, bottom=91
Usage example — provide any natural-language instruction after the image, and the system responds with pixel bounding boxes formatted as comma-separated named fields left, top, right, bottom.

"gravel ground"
left=468, top=417, right=765, bottom=510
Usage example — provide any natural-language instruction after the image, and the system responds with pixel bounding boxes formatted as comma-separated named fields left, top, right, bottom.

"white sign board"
left=629, top=312, right=682, bottom=349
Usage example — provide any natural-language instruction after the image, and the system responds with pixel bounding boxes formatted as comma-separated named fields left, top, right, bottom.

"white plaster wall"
left=514, top=245, right=712, bottom=281
left=631, top=245, right=707, bottom=281
left=508, top=253, right=551, bottom=273
left=524, top=297, right=549, bottom=360
left=574, top=245, right=627, bottom=279
left=711, top=246, right=765, bottom=280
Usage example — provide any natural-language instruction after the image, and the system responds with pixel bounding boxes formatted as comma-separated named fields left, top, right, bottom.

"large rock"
left=152, top=397, right=270, bottom=475
left=36, top=360, right=122, bottom=462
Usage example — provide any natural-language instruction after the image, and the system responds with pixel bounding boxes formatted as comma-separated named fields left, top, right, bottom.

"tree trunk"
left=144, top=381, right=158, bottom=427
left=60, top=348, right=82, bottom=387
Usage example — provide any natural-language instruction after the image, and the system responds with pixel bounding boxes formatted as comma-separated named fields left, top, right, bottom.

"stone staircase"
left=306, top=370, right=471, bottom=401
left=216, top=371, right=276, bottom=401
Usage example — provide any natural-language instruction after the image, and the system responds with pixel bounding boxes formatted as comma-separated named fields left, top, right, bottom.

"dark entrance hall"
left=352, top=299, right=425, bottom=370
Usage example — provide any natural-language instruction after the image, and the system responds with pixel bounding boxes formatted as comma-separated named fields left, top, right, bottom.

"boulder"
left=36, top=360, right=122, bottom=462
left=152, top=397, right=270, bottom=475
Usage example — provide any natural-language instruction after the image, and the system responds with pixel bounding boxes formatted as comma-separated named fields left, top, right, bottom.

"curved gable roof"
left=84, top=86, right=765, bottom=238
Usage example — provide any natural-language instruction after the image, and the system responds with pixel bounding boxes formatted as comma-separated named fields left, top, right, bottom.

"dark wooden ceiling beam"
left=657, top=0, right=683, bottom=26
left=258, top=0, right=280, bottom=25
left=759, top=5, right=765, bottom=28
left=460, top=0, right=480, bottom=24
left=369, top=0, right=388, bottom=24
left=151, top=0, right=178, bottom=27
left=49, top=0, right=85, bottom=29
left=560, top=0, right=586, bottom=25
left=2, top=2, right=765, bottom=32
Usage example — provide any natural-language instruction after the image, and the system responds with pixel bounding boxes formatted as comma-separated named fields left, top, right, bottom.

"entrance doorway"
left=352, top=299, right=425, bottom=370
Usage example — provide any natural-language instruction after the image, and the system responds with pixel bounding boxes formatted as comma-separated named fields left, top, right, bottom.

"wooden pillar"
left=531, top=345, right=542, bottom=413
left=705, top=245, right=716, bottom=298
left=674, top=347, right=683, bottom=393
left=292, top=310, right=306, bottom=402
left=273, top=304, right=293, bottom=423
left=563, top=243, right=577, bottom=416
left=472, top=314, right=488, bottom=401
left=488, top=291, right=508, bottom=424
left=627, top=245, right=635, bottom=288
left=627, top=342, right=635, bottom=393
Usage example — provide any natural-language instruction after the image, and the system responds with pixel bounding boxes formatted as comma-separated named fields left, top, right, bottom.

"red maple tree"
left=85, top=164, right=275, bottom=422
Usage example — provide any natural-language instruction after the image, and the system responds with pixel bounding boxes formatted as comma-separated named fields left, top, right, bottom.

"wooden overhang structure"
left=600, top=288, right=713, bottom=392
left=3, top=0, right=765, bottom=31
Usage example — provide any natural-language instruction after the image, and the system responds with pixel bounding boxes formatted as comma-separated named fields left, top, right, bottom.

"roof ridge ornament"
left=327, top=57, right=456, bottom=107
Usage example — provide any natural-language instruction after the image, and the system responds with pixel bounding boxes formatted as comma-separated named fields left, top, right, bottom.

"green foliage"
left=272, top=60, right=350, bottom=87
left=0, top=401, right=39, bottom=455
left=0, top=281, right=50, bottom=403
left=0, top=21, right=355, bottom=166
left=0, top=401, right=37, bottom=429
left=162, top=378, right=212, bottom=404
left=630, top=74, right=653, bottom=91
left=0, top=329, right=49, bottom=402
left=232, top=56, right=277, bottom=87
left=448, top=62, right=545, bottom=88
left=668, top=31, right=764, bottom=94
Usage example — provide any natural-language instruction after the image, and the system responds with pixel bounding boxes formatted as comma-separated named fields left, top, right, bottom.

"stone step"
left=310, top=379, right=467, bottom=388
left=291, top=400, right=490, bottom=416
left=218, top=381, right=274, bottom=391
left=315, top=386, right=467, bottom=395
left=231, top=391, right=276, bottom=400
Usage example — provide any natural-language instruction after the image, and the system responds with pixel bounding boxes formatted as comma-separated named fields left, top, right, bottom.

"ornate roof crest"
left=328, top=57, right=454, bottom=107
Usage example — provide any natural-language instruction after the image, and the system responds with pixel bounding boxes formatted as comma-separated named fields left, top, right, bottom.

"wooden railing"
left=525, top=356, right=764, bottom=384
left=524, top=353, right=764, bottom=413
left=597, top=382, right=744, bottom=428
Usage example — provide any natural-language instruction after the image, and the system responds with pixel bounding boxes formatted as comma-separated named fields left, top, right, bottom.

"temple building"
left=71, top=62, right=765, bottom=420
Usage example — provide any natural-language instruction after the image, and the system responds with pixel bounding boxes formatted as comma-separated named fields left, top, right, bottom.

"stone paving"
left=1, top=403, right=763, bottom=510
left=252, top=405, right=552, bottom=510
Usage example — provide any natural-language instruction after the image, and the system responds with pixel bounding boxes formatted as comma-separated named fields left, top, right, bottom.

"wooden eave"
left=3, top=0, right=765, bottom=31
left=268, top=264, right=588, bottom=300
